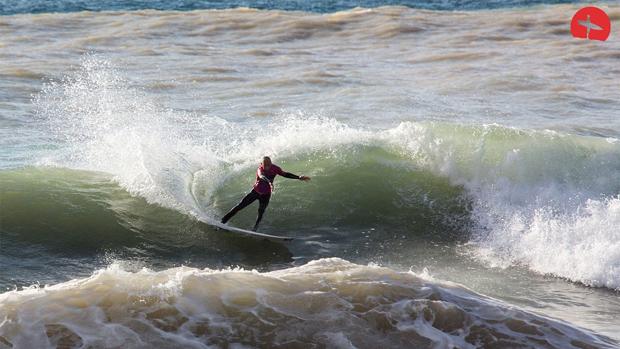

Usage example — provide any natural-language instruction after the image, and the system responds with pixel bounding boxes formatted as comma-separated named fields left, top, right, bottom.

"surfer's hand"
left=299, top=175, right=311, bottom=181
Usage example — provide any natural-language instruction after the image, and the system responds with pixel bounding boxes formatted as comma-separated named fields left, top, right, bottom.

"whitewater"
left=1, top=2, right=619, bottom=348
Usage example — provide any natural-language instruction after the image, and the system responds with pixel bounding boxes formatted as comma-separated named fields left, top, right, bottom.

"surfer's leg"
left=221, top=191, right=259, bottom=223
left=253, top=194, right=271, bottom=231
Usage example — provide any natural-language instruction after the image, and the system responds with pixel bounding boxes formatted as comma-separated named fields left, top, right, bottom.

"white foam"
left=1, top=259, right=613, bottom=348
left=473, top=197, right=620, bottom=289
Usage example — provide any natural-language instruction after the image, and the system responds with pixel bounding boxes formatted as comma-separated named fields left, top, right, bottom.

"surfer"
left=221, top=156, right=311, bottom=231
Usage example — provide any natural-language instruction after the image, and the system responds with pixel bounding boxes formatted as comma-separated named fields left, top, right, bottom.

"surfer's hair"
left=263, top=156, right=271, bottom=162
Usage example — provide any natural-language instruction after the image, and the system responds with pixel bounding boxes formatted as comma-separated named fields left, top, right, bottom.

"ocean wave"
left=25, top=56, right=620, bottom=291
left=0, top=167, right=196, bottom=250
left=0, top=258, right=615, bottom=349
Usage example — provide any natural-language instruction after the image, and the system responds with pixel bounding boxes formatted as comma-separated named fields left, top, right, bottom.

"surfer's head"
left=262, top=156, right=272, bottom=170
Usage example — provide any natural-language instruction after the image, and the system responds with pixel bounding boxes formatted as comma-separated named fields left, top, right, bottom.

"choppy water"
left=0, top=0, right=582, bottom=14
left=1, top=2, right=619, bottom=348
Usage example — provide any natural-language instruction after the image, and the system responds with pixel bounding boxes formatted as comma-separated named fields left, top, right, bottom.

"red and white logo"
left=570, top=7, right=611, bottom=41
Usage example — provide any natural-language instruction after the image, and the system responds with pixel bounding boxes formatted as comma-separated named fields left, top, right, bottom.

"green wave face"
left=1, top=167, right=189, bottom=251
left=211, top=144, right=471, bottom=238
left=0, top=167, right=295, bottom=288
left=0, top=145, right=473, bottom=254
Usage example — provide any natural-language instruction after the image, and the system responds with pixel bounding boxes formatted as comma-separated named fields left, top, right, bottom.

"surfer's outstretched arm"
left=280, top=171, right=311, bottom=181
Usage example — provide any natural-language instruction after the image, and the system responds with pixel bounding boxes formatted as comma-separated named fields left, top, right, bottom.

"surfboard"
left=210, top=222, right=294, bottom=242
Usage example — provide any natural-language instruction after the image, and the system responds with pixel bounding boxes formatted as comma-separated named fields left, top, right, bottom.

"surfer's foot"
left=252, top=225, right=258, bottom=232
left=221, top=217, right=228, bottom=224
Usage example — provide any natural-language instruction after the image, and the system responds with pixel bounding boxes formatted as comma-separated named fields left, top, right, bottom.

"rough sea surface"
left=1, top=1, right=619, bottom=348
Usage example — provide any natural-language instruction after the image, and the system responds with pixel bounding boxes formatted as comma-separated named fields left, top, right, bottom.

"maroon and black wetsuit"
left=221, top=163, right=300, bottom=230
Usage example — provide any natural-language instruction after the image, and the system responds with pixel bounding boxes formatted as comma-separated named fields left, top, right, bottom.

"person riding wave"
left=221, top=156, right=310, bottom=231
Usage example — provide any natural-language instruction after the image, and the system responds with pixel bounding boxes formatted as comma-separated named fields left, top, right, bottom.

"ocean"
left=0, top=0, right=619, bottom=348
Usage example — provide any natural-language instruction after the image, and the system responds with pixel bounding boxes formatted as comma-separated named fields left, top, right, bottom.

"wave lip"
left=0, top=258, right=615, bottom=349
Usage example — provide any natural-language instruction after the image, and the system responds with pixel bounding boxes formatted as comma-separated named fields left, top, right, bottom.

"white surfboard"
left=210, top=221, right=294, bottom=242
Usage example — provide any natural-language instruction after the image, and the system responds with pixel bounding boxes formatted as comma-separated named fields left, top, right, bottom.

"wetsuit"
left=221, top=164, right=301, bottom=230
